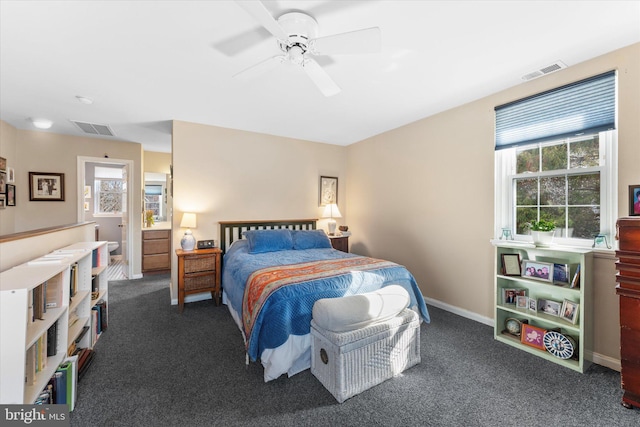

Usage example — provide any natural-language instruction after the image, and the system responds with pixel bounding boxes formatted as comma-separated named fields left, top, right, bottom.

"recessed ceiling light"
left=76, top=95, right=94, bottom=105
left=31, top=118, right=53, bottom=129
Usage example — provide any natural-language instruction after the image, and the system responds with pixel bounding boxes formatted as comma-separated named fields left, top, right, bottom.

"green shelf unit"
left=492, top=241, right=593, bottom=373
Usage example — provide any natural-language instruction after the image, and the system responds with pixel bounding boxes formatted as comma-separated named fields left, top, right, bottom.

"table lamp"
left=180, top=212, right=197, bottom=251
left=322, top=203, right=342, bottom=236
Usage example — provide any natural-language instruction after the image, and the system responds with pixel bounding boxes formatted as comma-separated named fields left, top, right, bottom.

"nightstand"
left=176, top=248, right=222, bottom=312
left=329, top=235, right=349, bottom=253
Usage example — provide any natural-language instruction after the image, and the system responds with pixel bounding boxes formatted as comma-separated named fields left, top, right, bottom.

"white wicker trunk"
left=310, top=308, right=421, bottom=403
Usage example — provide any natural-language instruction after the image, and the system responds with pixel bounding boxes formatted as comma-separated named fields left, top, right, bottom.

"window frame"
left=495, top=130, right=617, bottom=248
left=93, top=177, right=126, bottom=217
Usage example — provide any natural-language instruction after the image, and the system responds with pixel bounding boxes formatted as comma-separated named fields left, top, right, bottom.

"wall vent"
left=522, top=61, right=567, bottom=81
left=70, top=120, right=115, bottom=137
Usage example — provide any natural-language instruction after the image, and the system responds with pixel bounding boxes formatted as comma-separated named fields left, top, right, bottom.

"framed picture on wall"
left=29, top=172, right=65, bottom=201
left=319, top=176, right=338, bottom=206
left=6, top=184, right=15, bottom=206
left=630, top=184, right=640, bottom=216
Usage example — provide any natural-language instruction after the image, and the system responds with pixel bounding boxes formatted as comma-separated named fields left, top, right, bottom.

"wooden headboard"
left=219, top=219, right=317, bottom=253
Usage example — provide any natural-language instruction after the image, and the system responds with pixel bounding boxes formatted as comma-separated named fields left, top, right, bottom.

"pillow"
left=291, top=230, right=332, bottom=250
left=242, top=229, right=293, bottom=254
left=312, top=285, right=410, bottom=333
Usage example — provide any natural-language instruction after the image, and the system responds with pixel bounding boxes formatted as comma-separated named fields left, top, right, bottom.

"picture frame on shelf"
left=528, top=297, right=538, bottom=312
left=503, top=288, right=526, bottom=305
left=521, top=259, right=553, bottom=282
left=570, top=264, right=581, bottom=289
left=538, top=299, right=562, bottom=316
left=561, top=300, right=579, bottom=324
left=521, top=323, right=547, bottom=350
left=501, top=253, right=522, bottom=276
left=319, top=176, right=338, bottom=207
left=6, top=184, right=15, bottom=206
left=516, top=295, right=528, bottom=309
left=29, top=172, right=65, bottom=201
left=629, top=184, right=640, bottom=216
left=553, top=263, right=570, bottom=286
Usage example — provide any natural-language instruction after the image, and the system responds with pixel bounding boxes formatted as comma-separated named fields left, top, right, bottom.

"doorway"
left=77, top=156, right=134, bottom=280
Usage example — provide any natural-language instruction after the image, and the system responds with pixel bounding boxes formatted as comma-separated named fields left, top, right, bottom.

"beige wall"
left=144, top=151, right=171, bottom=175
left=0, top=121, right=145, bottom=276
left=346, top=42, right=640, bottom=368
left=170, top=120, right=347, bottom=302
left=0, top=121, right=18, bottom=235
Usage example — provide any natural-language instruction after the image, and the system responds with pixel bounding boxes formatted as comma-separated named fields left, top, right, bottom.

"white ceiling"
left=1, top=1, right=639, bottom=153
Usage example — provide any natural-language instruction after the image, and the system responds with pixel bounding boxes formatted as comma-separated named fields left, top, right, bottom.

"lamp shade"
left=180, top=213, right=197, bottom=229
left=322, top=204, right=342, bottom=219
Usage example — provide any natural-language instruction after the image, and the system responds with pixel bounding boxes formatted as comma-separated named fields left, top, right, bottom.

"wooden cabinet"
left=142, top=229, right=170, bottom=273
left=176, top=248, right=222, bottom=313
left=329, top=235, right=349, bottom=253
left=493, top=242, right=592, bottom=373
left=616, top=217, right=640, bottom=409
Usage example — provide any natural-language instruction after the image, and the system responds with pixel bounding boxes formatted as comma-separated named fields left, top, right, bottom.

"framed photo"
left=516, top=295, right=528, bottom=309
left=0, top=156, right=6, bottom=171
left=561, top=300, right=579, bottom=324
left=501, top=253, right=521, bottom=276
left=29, top=172, right=65, bottom=201
left=539, top=299, right=562, bottom=317
left=553, top=263, right=570, bottom=286
left=630, top=184, right=640, bottom=216
left=0, top=171, right=6, bottom=193
left=0, top=194, right=5, bottom=209
left=6, top=184, right=15, bottom=206
left=319, top=176, right=338, bottom=206
left=570, top=264, right=581, bottom=289
left=528, top=297, right=537, bottom=312
left=84, top=185, right=91, bottom=199
left=521, top=323, right=546, bottom=350
left=503, top=288, right=526, bottom=305
left=521, top=259, right=553, bottom=282
left=7, top=167, right=15, bottom=183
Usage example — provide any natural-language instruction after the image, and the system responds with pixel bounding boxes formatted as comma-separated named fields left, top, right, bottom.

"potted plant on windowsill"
left=526, top=220, right=556, bottom=247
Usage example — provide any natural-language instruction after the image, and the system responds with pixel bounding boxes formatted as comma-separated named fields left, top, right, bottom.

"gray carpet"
left=70, top=275, right=638, bottom=426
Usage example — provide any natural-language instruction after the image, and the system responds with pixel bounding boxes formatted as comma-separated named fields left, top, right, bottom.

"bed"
left=220, top=219, right=430, bottom=382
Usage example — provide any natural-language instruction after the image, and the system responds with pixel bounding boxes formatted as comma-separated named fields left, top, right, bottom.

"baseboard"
left=131, top=273, right=143, bottom=280
left=424, top=296, right=622, bottom=372
left=170, top=292, right=213, bottom=306
left=423, top=297, right=493, bottom=326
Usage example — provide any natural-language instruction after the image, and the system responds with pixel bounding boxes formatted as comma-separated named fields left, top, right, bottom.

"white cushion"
left=312, top=285, right=410, bottom=333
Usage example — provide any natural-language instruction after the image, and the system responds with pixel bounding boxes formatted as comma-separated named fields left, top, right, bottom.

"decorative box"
left=310, top=308, right=420, bottom=403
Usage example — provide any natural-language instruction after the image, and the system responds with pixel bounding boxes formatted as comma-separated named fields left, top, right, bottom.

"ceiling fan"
left=233, top=1, right=381, bottom=97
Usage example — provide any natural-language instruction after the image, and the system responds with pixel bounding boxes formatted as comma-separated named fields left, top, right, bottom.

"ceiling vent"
left=70, top=120, right=115, bottom=137
left=522, top=61, right=567, bottom=81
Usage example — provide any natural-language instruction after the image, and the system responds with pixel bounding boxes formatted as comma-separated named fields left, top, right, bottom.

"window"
left=94, top=166, right=126, bottom=216
left=494, top=71, right=617, bottom=246
left=144, top=185, right=163, bottom=219
left=496, top=132, right=616, bottom=244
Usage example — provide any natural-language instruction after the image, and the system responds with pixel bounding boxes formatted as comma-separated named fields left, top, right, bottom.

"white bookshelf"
left=492, top=241, right=592, bottom=373
left=0, top=241, right=108, bottom=404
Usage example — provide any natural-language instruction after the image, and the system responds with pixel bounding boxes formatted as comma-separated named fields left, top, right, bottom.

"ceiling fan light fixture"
left=31, top=118, right=53, bottom=129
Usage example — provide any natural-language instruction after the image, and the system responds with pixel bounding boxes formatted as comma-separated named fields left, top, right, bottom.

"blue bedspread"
left=222, top=240, right=430, bottom=362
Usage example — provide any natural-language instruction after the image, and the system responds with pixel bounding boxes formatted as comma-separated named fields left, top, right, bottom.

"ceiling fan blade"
left=235, top=1, right=288, bottom=41
left=233, top=56, right=284, bottom=80
left=302, top=59, right=340, bottom=97
left=310, top=27, right=381, bottom=55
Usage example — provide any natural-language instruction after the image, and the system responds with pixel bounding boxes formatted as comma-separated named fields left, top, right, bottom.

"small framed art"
left=6, top=184, right=15, bottom=206
left=501, top=253, right=521, bottom=276
left=521, top=260, right=553, bottom=282
left=630, top=184, right=640, bottom=216
left=538, top=299, right=561, bottom=316
left=29, top=172, right=65, bottom=201
left=503, top=288, right=526, bottom=305
left=319, top=176, right=338, bottom=206
left=528, top=298, right=537, bottom=312
left=516, top=295, right=528, bottom=309
left=521, top=323, right=546, bottom=350
left=561, top=300, right=579, bottom=324
left=553, top=263, right=570, bottom=286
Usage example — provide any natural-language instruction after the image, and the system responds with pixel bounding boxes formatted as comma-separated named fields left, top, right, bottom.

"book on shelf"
left=49, top=370, right=67, bottom=405
left=63, top=355, right=79, bottom=411
left=46, top=279, right=62, bottom=308
left=69, top=263, right=78, bottom=298
left=96, top=299, right=108, bottom=331
left=32, top=282, right=46, bottom=321
left=76, top=348, right=95, bottom=381
left=34, top=384, right=53, bottom=405
left=46, top=321, right=58, bottom=357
